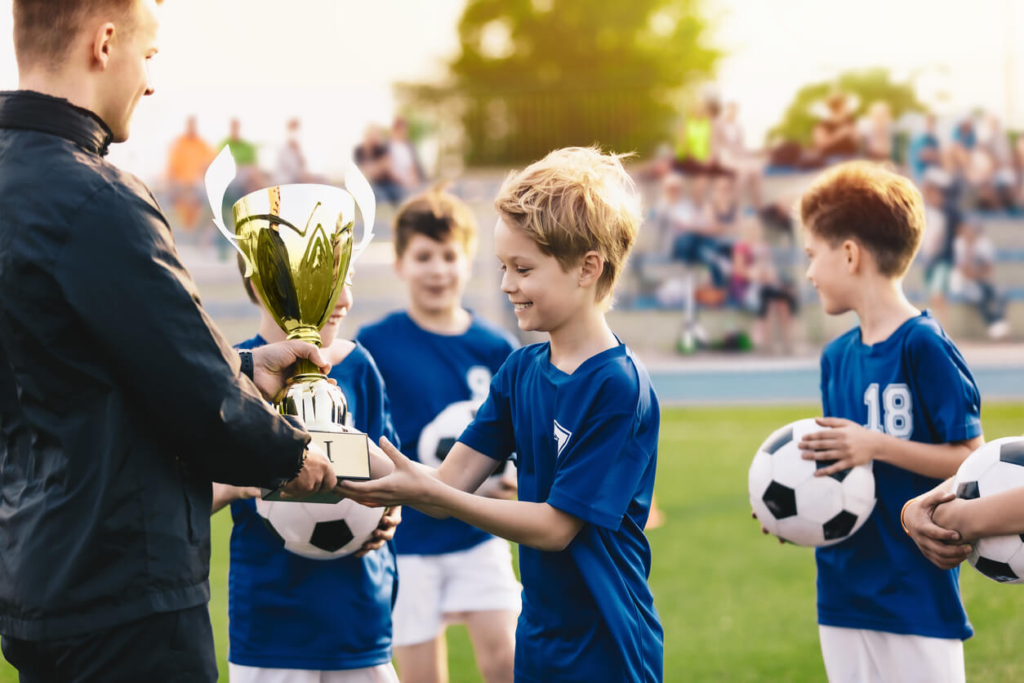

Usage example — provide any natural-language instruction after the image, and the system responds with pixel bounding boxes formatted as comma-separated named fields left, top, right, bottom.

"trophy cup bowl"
left=233, top=184, right=370, bottom=497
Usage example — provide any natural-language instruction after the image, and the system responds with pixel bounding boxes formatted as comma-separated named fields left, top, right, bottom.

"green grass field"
left=3, top=404, right=1024, bottom=681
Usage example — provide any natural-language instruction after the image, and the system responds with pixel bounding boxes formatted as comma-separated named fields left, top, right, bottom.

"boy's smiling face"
left=396, top=233, right=471, bottom=317
left=495, top=217, right=586, bottom=332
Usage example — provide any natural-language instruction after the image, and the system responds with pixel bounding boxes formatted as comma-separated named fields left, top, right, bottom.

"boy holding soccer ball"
left=784, top=162, right=985, bottom=682
left=213, top=268, right=404, bottom=683
left=344, top=147, right=663, bottom=682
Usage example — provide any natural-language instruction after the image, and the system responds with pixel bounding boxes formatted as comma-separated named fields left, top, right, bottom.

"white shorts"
left=392, top=537, right=522, bottom=647
left=228, top=662, right=399, bottom=683
left=819, top=625, right=965, bottom=683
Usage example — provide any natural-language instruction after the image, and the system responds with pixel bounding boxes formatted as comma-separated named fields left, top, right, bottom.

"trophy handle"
left=343, top=162, right=375, bottom=263
left=205, top=147, right=254, bottom=276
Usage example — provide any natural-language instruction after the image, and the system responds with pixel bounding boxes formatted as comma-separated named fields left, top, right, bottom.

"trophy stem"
left=294, top=358, right=323, bottom=377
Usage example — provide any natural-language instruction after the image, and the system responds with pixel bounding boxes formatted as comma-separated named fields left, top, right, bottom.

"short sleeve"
left=457, top=360, right=515, bottom=461
left=908, top=327, right=982, bottom=443
left=546, top=411, right=651, bottom=531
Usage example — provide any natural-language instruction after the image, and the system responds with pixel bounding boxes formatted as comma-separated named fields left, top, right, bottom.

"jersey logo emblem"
left=553, top=420, right=572, bottom=457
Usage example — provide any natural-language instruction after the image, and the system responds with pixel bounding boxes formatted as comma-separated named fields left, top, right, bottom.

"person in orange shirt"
left=167, top=115, right=214, bottom=231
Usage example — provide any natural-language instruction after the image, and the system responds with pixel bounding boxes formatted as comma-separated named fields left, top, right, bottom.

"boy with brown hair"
left=780, top=161, right=984, bottom=682
left=347, top=148, right=663, bottom=682
left=356, top=186, right=521, bottom=683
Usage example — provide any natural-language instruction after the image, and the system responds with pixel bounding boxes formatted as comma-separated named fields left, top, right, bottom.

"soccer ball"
left=255, top=498, right=384, bottom=560
left=419, top=379, right=516, bottom=492
left=749, top=418, right=877, bottom=547
left=951, top=437, right=1024, bottom=584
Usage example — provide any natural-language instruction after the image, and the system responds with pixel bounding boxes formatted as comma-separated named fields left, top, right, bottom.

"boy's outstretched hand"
left=800, top=417, right=881, bottom=477
left=903, top=486, right=973, bottom=570
left=339, top=437, right=436, bottom=508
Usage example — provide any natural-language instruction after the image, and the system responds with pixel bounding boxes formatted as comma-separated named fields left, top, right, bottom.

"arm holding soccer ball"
left=931, top=484, right=1024, bottom=543
left=901, top=479, right=973, bottom=569
left=800, top=420, right=983, bottom=480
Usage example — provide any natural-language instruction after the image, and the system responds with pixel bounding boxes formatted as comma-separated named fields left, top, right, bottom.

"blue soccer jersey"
left=356, top=311, right=517, bottom=555
left=228, top=335, right=399, bottom=670
left=817, top=312, right=981, bottom=640
left=458, top=341, right=663, bottom=682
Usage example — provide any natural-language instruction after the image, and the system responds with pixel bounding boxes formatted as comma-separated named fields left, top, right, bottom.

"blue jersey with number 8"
left=816, top=311, right=981, bottom=640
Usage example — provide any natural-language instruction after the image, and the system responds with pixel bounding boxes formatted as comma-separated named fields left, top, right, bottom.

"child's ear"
left=578, top=251, right=605, bottom=289
left=843, top=239, right=860, bottom=274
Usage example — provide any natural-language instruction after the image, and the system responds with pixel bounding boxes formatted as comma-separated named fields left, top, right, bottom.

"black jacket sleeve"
left=54, top=182, right=307, bottom=487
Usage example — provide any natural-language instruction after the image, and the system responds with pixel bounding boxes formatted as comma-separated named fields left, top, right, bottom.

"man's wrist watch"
left=239, top=350, right=255, bottom=382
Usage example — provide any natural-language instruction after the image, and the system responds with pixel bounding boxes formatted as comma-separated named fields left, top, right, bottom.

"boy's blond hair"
left=494, top=147, right=641, bottom=303
left=394, top=184, right=478, bottom=258
left=798, top=161, right=925, bottom=277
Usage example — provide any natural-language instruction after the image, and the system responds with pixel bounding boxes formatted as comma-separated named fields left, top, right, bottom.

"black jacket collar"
left=0, top=90, right=113, bottom=157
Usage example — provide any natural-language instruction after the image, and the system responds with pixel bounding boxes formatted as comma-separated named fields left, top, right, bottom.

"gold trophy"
left=206, top=149, right=375, bottom=501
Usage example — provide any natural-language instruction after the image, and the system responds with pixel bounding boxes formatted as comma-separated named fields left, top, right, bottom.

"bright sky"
left=0, top=0, right=1020, bottom=180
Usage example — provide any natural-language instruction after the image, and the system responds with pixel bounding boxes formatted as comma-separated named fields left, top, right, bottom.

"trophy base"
left=262, top=430, right=371, bottom=504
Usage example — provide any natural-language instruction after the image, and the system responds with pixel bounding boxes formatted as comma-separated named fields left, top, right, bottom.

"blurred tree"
left=767, top=68, right=928, bottom=147
left=400, top=0, right=721, bottom=167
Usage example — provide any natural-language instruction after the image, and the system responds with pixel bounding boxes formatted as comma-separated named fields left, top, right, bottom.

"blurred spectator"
left=166, top=116, right=214, bottom=231
left=704, top=175, right=741, bottom=241
left=811, top=92, right=859, bottom=160
left=1015, top=136, right=1024, bottom=208
left=909, top=114, right=941, bottom=181
left=949, top=116, right=976, bottom=177
left=920, top=168, right=956, bottom=323
left=951, top=216, right=1011, bottom=340
left=388, top=116, right=423, bottom=190
left=219, top=118, right=258, bottom=168
left=860, top=101, right=893, bottom=162
left=729, top=216, right=797, bottom=352
left=668, top=174, right=730, bottom=288
left=713, top=101, right=763, bottom=207
left=974, top=113, right=1019, bottom=212
left=275, top=118, right=307, bottom=185
left=674, top=100, right=716, bottom=174
left=218, top=119, right=264, bottom=260
left=354, top=124, right=403, bottom=207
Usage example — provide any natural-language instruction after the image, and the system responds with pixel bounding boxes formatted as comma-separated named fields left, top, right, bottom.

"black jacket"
left=0, top=91, right=308, bottom=640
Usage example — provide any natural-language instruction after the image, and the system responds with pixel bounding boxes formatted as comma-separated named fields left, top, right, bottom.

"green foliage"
left=767, top=68, right=928, bottom=147
left=405, top=0, right=721, bottom=166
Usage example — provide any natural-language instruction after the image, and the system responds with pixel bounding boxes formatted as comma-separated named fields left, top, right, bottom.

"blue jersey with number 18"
left=816, top=311, right=981, bottom=640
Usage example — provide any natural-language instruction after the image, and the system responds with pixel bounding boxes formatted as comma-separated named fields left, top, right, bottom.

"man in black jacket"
left=0, top=1, right=387, bottom=680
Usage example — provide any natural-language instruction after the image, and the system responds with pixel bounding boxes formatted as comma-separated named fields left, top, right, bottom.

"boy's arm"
left=437, top=441, right=507, bottom=495
left=801, top=418, right=983, bottom=480
left=385, top=441, right=513, bottom=519
left=902, top=478, right=973, bottom=569
left=340, top=438, right=584, bottom=552
left=211, top=482, right=260, bottom=514
left=932, top=484, right=1024, bottom=542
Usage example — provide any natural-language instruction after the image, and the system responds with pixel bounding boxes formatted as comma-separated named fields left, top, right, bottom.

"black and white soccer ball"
left=951, top=436, right=1024, bottom=584
left=419, top=379, right=516, bottom=493
left=749, top=418, right=877, bottom=547
left=255, top=498, right=384, bottom=560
